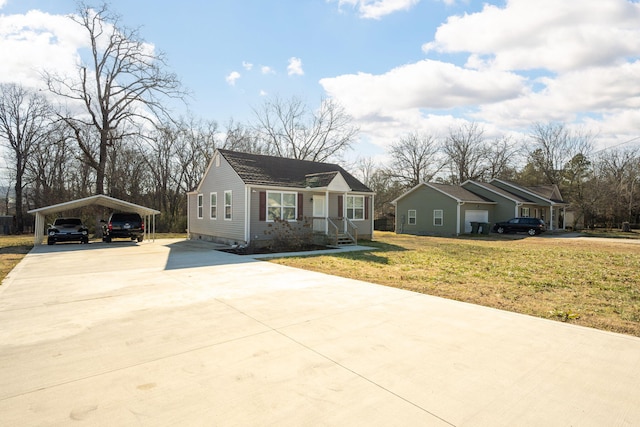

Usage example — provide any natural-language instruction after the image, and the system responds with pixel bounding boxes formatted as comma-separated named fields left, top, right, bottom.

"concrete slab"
left=1, top=239, right=639, bottom=426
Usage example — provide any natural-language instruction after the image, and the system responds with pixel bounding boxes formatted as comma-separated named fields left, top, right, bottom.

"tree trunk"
left=14, top=170, right=23, bottom=234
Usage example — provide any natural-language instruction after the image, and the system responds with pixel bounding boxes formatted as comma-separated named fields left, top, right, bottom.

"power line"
left=592, top=135, right=640, bottom=154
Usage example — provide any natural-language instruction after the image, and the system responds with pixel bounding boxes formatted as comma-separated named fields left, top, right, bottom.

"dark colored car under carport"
left=47, top=218, right=89, bottom=245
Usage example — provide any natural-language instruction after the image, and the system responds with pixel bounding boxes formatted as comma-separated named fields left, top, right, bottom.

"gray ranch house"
left=393, top=179, right=567, bottom=236
left=187, top=149, right=374, bottom=247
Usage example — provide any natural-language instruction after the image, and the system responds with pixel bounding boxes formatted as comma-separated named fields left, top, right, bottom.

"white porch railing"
left=315, top=217, right=357, bottom=246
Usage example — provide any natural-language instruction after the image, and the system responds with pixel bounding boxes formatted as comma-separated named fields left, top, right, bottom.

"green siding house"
left=394, top=180, right=567, bottom=236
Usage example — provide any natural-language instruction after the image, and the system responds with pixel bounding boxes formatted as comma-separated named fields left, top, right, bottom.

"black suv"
left=493, top=217, right=546, bottom=236
left=102, top=212, right=144, bottom=242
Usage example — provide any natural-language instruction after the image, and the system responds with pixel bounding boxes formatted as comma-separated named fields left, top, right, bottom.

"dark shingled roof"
left=429, top=183, right=494, bottom=203
left=218, top=149, right=372, bottom=192
left=473, top=182, right=531, bottom=203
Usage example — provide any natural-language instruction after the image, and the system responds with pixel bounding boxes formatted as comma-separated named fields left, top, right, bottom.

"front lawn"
left=0, top=235, right=34, bottom=284
left=269, top=232, right=640, bottom=337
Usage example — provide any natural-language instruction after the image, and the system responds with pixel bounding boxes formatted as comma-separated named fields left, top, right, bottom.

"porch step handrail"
left=327, top=217, right=339, bottom=245
left=344, top=217, right=358, bottom=246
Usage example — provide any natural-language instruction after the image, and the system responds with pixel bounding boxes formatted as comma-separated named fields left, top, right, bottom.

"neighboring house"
left=393, top=179, right=567, bottom=236
left=187, top=149, right=374, bottom=247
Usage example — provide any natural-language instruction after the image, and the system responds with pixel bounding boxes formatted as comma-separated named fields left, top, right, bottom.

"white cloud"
left=287, top=57, right=304, bottom=76
left=259, top=90, right=268, bottom=96
left=476, top=61, right=640, bottom=128
left=320, top=60, right=527, bottom=150
left=0, top=0, right=7, bottom=8
left=320, top=0, right=640, bottom=153
left=333, top=0, right=420, bottom=20
left=320, top=59, right=524, bottom=119
left=0, top=10, right=86, bottom=89
left=261, top=65, right=274, bottom=74
left=423, top=0, right=640, bottom=72
left=225, top=71, right=241, bottom=86
left=242, top=61, right=253, bottom=70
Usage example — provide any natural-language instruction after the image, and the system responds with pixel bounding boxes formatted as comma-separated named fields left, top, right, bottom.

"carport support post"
left=34, top=213, right=44, bottom=245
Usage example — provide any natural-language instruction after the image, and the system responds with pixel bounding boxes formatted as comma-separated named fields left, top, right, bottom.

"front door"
left=313, top=195, right=326, bottom=232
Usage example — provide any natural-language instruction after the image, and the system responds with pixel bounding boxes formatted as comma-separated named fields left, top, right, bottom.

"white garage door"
left=464, top=210, right=489, bottom=233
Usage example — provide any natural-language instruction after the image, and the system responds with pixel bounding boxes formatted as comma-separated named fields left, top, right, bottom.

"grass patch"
left=0, top=235, right=34, bottom=285
left=269, top=232, right=640, bottom=337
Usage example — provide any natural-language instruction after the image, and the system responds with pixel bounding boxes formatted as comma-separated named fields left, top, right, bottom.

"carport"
left=27, top=194, right=160, bottom=245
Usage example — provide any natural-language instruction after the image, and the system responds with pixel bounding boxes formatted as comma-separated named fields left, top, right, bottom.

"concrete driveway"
left=1, top=239, right=639, bottom=426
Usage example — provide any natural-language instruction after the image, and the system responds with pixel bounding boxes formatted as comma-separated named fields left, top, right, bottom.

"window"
left=433, top=209, right=443, bottom=226
left=408, top=210, right=417, bottom=225
left=210, top=192, right=217, bottom=219
left=224, top=191, right=232, bottom=220
left=197, top=194, right=203, bottom=219
left=346, top=195, right=364, bottom=220
left=267, top=191, right=297, bottom=221
left=521, top=207, right=530, bottom=217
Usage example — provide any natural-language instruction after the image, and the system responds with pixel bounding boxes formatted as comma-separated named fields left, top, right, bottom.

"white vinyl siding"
left=197, top=194, right=203, bottom=219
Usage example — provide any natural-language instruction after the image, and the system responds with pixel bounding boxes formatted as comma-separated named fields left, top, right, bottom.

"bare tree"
left=485, top=136, right=520, bottom=180
left=387, top=132, right=442, bottom=188
left=591, top=148, right=639, bottom=227
left=528, top=122, right=593, bottom=185
left=443, top=122, right=488, bottom=184
left=26, top=122, right=78, bottom=208
left=353, top=156, right=378, bottom=188
left=253, top=96, right=358, bottom=162
left=0, top=83, right=53, bottom=233
left=222, top=119, right=263, bottom=154
left=45, top=2, right=184, bottom=194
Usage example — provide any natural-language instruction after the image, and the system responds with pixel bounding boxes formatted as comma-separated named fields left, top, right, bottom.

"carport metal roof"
left=28, top=195, right=160, bottom=245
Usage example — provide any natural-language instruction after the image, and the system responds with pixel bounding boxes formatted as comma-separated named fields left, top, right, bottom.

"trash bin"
left=470, top=221, right=479, bottom=234
left=480, top=222, right=491, bottom=235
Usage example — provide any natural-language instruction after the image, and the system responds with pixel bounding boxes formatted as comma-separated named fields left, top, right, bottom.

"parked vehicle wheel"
left=81, top=237, right=89, bottom=244
left=528, top=228, right=538, bottom=236
left=47, top=239, right=55, bottom=245
left=104, top=236, right=112, bottom=243
left=496, top=226, right=505, bottom=234
left=137, top=236, right=143, bottom=242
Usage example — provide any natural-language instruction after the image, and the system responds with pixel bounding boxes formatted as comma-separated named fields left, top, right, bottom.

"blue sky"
left=2, top=0, right=640, bottom=163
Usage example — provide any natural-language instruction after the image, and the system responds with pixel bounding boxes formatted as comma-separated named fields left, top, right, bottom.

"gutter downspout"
left=457, top=202, right=463, bottom=235
left=186, top=194, right=191, bottom=240
left=245, top=186, right=251, bottom=244
left=343, top=191, right=348, bottom=233
left=325, top=190, right=329, bottom=234
left=371, top=194, right=375, bottom=238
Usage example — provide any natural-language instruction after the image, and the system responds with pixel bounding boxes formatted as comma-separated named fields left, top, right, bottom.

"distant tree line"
left=0, top=2, right=638, bottom=233
left=357, top=121, right=640, bottom=230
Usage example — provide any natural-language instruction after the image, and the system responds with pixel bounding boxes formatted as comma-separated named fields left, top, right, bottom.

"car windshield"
left=55, top=218, right=82, bottom=226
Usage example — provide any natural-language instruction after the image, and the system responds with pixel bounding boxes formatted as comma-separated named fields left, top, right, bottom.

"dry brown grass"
left=0, top=235, right=33, bottom=284
left=269, top=232, right=640, bottom=337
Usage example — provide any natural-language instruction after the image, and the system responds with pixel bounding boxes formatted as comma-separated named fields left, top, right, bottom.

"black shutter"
left=259, top=192, right=266, bottom=221
left=365, top=196, right=369, bottom=220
